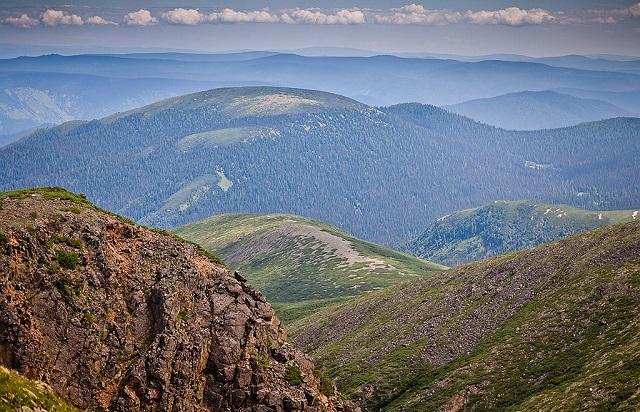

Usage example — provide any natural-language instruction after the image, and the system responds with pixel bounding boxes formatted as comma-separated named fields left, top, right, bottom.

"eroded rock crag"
left=0, top=189, right=351, bottom=411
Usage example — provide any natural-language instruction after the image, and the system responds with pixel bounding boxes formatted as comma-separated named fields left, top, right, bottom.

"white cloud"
left=282, top=9, right=365, bottom=24
left=86, top=15, right=117, bottom=25
left=41, top=9, right=84, bottom=26
left=375, top=4, right=556, bottom=26
left=464, top=7, right=556, bottom=26
left=124, top=9, right=158, bottom=26
left=629, top=2, right=640, bottom=17
left=161, top=8, right=205, bottom=25
left=3, top=13, right=39, bottom=28
left=160, top=7, right=280, bottom=24
left=210, top=8, right=281, bottom=23
left=374, top=4, right=461, bottom=25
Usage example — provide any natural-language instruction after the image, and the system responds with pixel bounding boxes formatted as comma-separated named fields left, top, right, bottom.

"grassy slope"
left=407, top=200, right=639, bottom=266
left=0, top=367, right=77, bottom=411
left=289, top=221, right=640, bottom=411
left=174, top=213, right=446, bottom=322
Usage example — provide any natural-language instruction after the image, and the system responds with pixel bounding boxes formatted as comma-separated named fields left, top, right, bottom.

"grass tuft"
left=285, top=364, right=303, bottom=386
left=54, top=249, right=79, bottom=270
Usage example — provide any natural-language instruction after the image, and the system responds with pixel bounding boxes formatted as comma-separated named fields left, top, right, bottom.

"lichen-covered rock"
left=0, top=189, right=354, bottom=411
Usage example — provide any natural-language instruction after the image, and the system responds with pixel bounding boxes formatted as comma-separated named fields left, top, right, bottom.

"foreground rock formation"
left=0, top=188, right=350, bottom=411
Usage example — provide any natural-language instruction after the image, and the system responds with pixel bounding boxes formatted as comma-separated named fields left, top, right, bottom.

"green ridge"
left=174, top=213, right=446, bottom=322
left=407, top=200, right=638, bottom=266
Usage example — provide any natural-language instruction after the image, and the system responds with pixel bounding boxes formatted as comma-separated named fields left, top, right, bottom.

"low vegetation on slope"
left=406, top=200, right=638, bottom=266
left=290, top=221, right=640, bottom=411
left=0, top=366, right=77, bottom=411
left=0, top=188, right=349, bottom=411
left=174, top=213, right=445, bottom=322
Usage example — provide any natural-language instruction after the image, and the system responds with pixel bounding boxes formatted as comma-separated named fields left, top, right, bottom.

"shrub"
left=54, top=249, right=79, bottom=269
left=0, top=232, right=7, bottom=245
left=54, top=277, right=76, bottom=303
left=52, top=235, right=83, bottom=249
left=178, top=308, right=189, bottom=322
left=316, top=368, right=335, bottom=396
left=61, top=206, right=82, bottom=214
left=252, top=351, right=270, bottom=368
left=84, top=311, right=95, bottom=324
left=285, top=365, right=303, bottom=386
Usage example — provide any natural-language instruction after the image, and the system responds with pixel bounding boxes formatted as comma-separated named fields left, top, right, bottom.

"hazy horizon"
left=1, top=1, right=640, bottom=57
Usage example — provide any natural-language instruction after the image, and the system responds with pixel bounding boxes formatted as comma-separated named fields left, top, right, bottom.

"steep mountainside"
left=1, top=87, right=639, bottom=245
left=0, top=188, right=352, bottom=411
left=290, top=221, right=640, bottom=411
left=445, top=91, right=635, bottom=130
left=174, top=214, right=445, bottom=322
left=406, top=200, right=639, bottom=266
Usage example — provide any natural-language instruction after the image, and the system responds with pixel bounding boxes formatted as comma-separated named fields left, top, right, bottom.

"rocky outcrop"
left=0, top=189, right=353, bottom=411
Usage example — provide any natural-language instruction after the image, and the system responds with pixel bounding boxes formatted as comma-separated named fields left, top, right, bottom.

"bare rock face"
left=0, top=190, right=352, bottom=411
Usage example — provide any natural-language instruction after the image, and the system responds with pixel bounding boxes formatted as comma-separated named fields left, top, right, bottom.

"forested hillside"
left=0, top=71, right=266, bottom=140
left=1, top=87, right=639, bottom=245
left=406, top=200, right=638, bottom=266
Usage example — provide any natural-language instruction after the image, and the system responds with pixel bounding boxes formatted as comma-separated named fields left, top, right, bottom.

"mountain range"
left=1, top=52, right=640, bottom=140
left=1, top=86, right=639, bottom=246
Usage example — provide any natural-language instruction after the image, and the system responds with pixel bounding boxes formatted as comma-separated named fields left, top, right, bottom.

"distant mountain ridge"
left=406, top=200, right=639, bottom=266
left=1, top=86, right=639, bottom=245
left=2, top=51, right=640, bottom=139
left=445, top=90, right=636, bottom=130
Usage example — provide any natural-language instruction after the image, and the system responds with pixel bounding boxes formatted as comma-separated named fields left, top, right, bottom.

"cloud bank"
left=3, top=9, right=116, bottom=28
left=4, top=3, right=640, bottom=29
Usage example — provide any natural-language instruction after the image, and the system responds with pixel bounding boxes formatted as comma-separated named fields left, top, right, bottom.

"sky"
left=0, top=1, right=639, bottom=57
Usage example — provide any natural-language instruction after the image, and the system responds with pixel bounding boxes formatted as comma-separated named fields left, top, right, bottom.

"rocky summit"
left=0, top=188, right=352, bottom=411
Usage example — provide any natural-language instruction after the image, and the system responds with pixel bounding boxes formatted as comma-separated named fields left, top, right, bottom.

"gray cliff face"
left=0, top=190, right=353, bottom=411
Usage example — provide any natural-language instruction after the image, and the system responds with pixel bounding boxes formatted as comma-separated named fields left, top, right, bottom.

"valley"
left=1, top=9, right=640, bottom=410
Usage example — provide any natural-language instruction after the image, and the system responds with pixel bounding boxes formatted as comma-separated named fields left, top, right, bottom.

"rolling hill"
left=1, top=86, right=639, bottom=245
left=406, top=200, right=639, bottom=266
left=289, top=221, right=640, bottom=411
left=174, top=213, right=446, bottom=322
left=445, top=91, right=635, bottom=130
